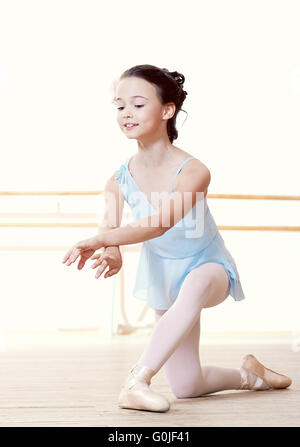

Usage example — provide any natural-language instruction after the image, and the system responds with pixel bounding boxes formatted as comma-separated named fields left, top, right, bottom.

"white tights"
left=135, top=263, right=269, bottom=398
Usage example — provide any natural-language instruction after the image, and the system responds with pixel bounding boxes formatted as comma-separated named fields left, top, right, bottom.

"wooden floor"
left=0, top=330, right=299, bottom=427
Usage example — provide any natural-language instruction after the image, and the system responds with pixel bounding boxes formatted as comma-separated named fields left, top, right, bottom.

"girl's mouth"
left=124, top=124, right=139, bottom=130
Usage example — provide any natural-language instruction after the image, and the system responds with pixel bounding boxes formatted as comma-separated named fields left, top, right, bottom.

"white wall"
left=0, top=0, right=299, bottom=332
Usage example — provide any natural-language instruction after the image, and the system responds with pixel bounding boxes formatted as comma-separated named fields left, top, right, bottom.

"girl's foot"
left=239, top=354, right=292, bottom=390
left=118, top=363, right=170, bottom=412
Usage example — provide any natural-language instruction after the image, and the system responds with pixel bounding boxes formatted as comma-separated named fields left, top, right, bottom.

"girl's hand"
left=90, top=246, right=122, bottom=279
left=62, top=235, right=104, bottom=268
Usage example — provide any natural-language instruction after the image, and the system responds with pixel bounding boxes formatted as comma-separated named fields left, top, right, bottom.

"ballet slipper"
left=118, top=363, right=170, bottom=412
left=116, top=323, right=136, bottom=335
left=239, top=354, right=292, bottom=390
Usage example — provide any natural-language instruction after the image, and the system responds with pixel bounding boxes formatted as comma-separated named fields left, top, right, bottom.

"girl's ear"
left=162, top=102, right=176, bottom=120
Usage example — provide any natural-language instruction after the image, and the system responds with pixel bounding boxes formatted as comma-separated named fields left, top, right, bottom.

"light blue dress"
left=115, top=155, right=246, bottom=310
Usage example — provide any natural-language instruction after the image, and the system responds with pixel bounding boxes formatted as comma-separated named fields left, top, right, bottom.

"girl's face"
left=113, top=76, right=174, bottom=141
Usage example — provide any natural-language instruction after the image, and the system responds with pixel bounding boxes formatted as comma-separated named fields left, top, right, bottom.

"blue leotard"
left=115, top=156, right=245, bottom=309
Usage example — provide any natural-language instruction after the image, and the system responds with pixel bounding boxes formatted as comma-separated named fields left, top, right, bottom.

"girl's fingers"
left=104, top=268, right=118, bottom=278
left=63, top=239, right=94, bottom=265
left=62, top=248, right=73, bottom=264
left=91, top=255, right=104, bottom=268
left=95, top=260, right=108, bottom=278
left=90, top=252, right=104, bottom=261
left=67, top=248, right=81, bottom=265
left=64, top=250, right=74, bottom=265
left=65, top=241, right=87, bottom=265
left=78, top=257, right=85, bottom=269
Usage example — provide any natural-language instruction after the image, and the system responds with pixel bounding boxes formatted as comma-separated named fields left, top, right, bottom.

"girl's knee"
left=183, top=268, right=214, bottom=296
left=169, top=376, right=204, bottom=399
left=173, top=389, right=194, bottom=399
left=182, top=263, right=230, bottom=308
left=172, top=384, right=204, bottom=399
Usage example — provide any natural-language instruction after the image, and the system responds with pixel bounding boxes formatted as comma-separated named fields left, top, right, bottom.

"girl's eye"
left=117, top=105, right=144, bottom=110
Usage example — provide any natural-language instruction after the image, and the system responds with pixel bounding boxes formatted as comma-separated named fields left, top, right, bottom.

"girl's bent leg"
left=136, top=263, right=244, bottom=397
left=153, top=309, right=242, bottom=398
left=138, top=262, right=230, bottom=374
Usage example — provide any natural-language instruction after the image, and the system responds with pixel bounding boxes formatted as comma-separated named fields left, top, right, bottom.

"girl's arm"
left=69, top=171, right=124, bottom=271
left=62, top=162, right=210, bottom=267
left=99, top=171, right=164, bottom=246
left=100, top=215, right=164, bottom=247
left=95, top=171, right=125, bottom=275
left=98, top=170, right=125, bottom=241
left=99, top=162, right=211, bottom=247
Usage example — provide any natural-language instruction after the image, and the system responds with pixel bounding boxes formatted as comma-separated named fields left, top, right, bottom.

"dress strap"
left=170, top=156, right=197, bottom=192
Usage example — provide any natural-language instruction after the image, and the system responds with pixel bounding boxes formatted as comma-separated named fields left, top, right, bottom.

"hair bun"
left=170, top=71, right=185, bottom=86
left=161, top=68, right=185, bottom=87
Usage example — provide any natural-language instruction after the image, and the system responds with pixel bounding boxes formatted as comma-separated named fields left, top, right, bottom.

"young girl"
left=62, top=64, right=292, bottom=412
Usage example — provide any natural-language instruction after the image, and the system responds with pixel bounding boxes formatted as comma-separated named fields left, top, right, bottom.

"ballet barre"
left=0, top=191, right=300, bottom=336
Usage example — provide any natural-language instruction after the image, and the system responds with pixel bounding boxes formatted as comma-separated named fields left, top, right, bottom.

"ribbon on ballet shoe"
left=239, top=367, right=271, bottom=391
left=251, top=375, right=271, bottom=390
left=125, top=363, right=156, bottom=389
left=239, top=367, right=251, bottom=390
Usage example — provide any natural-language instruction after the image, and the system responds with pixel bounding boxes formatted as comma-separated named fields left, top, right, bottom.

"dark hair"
left=120, top=64, right=188, bottom=144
